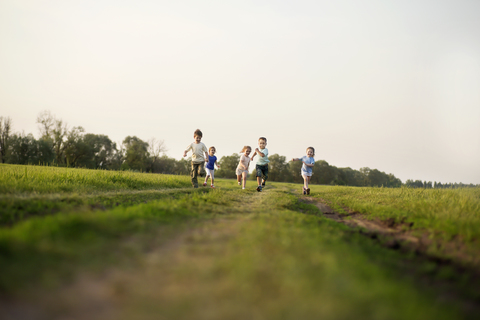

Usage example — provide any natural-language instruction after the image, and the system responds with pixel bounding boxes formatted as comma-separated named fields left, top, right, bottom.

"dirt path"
left=303, top=197, right=422, bottom=249
left=1, top=192, right=264, bottom=320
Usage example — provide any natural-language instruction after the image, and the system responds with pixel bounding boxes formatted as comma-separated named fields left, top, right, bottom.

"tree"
left=174, top=158, right=190, bottom=175
left=84, top=134, right=116, bottom=169
left=288, top=160, right=304, bottom=184
left=147, top=137, right=167, bottom=173
left=267, top=154, right=291, bottom=182
left=36, top=137, right=55, bottom=165
left=0, top=116, right=12, bottom=163
left=152, top=155, right=177, bottom=174
left=108, top=142, right=124, bottom=171
left=216, top=154, right=240, bottom=179
left=64, top=126, right=88, bottom=167
left=312, top=160, right=338, bottom=185
left=366, top=169, right=387, bottom=187
left=387, top=173, right=402, bottom=188
left=338, top=167, right=363, bottom=186
left=122, top=136, right=149, bottom=171
left=36, top=111, right=67, bottom=165
left=7, top=132, right=39, bottom=164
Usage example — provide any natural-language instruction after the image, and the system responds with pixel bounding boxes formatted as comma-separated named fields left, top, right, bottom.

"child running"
left=183, top=129, right=208, bottom=188
left=203, top=146, right=220, bottom=188
left=292, top=147, right=315, bottom=195
left=251, top=137, right=269, bottom=192
left=236, top=146, right=251, bottom=190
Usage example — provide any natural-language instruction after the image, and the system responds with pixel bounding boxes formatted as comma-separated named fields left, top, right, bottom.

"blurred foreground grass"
left=0, top=164, right=478, bottom=320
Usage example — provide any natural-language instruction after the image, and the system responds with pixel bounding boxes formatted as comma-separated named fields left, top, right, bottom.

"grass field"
left=0, top=164, right=479, bottom=320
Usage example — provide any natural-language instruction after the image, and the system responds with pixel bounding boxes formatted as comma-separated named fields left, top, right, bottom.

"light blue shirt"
left=301, top=156, right=315, bottom=175
left=256, top=148, right=269, bottom=165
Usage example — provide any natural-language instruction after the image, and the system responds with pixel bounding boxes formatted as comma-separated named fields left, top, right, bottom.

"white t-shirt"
left=185, top=142, right=208, bottom=163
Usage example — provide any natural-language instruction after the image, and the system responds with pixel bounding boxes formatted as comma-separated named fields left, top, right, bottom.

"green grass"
left=310, top=185, right=480, bottom=265
left=0, top=164, right=478, bottom=319
left=0, top=164, right=192, bottom=225
left=316, top=186, right=480, bottom=241
left=0, top=163, right=191, bottom=194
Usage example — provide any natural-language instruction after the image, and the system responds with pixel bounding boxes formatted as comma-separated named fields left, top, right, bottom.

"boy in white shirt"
left=183, top=129, right=208, bottom=188
left=251, top=137, right=269, bottom=192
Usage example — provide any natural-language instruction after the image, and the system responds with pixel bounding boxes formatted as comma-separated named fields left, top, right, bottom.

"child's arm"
left=291, top=158, right=300, bottom=161
left=255, top=148, right=265, bottom=157
left=183, top=144, right=192, bottom=157
left=215, top=160, right=220, bottom=168
left=303, top=162, right=314, bottom=167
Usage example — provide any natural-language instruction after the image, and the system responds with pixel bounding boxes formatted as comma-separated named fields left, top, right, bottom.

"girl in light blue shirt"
left=292, top=147, right=315, bottom=195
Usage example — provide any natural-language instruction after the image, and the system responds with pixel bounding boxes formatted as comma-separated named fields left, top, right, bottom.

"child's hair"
left=307, top=147, right=315, bottom=156
left=240, top=146, right=251, bottom=153
left=209, top=146, right=216, bottom=152
left=194, top=129, right=203, bottom=137
left=258, top=137, right=267, bottom=143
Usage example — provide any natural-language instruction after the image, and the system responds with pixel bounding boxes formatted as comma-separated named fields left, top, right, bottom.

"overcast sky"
left=1, top=0, right=479, bottom=184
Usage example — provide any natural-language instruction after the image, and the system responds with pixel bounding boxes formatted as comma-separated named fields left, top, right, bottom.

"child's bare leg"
left=204, top=174, right=210, bottom=184
left=257, top=176, right=262, bottom=186
left=237, top=175, right=242, bottom=185
left=242, top=172, right=248, bottom=188
left=306, top=176, right=311, bottom=194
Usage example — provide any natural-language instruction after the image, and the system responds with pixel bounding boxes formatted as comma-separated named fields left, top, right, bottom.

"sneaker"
left=242, top=187, right=245, bottom=190
left=306, top=188, right=310, bottom=195
left=211, top=185, right=215, bottom=188
left=238, top=182, right=241, bottom=186
left=203, top=182, right=207, bottom=187
left=256, top=185, right=262, bottom=192
left=261, top=180, right=266, bottom=187
left=302, top=187, right=307, bottom=195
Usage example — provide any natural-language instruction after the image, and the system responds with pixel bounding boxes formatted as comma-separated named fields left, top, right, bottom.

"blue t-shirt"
left=301, top=156, right=315, bottom=175
left=206, top=155, right=217, bottom=170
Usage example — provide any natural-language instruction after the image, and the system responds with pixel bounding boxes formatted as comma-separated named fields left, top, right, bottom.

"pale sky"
left=1, top=0, right=479, bottom=184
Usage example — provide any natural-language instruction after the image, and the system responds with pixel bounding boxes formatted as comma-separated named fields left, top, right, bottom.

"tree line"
left=1, top=113, right=478, bottom=188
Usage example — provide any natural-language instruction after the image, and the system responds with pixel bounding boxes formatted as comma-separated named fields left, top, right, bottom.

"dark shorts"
left=256, top=164, right=268, bottom=180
